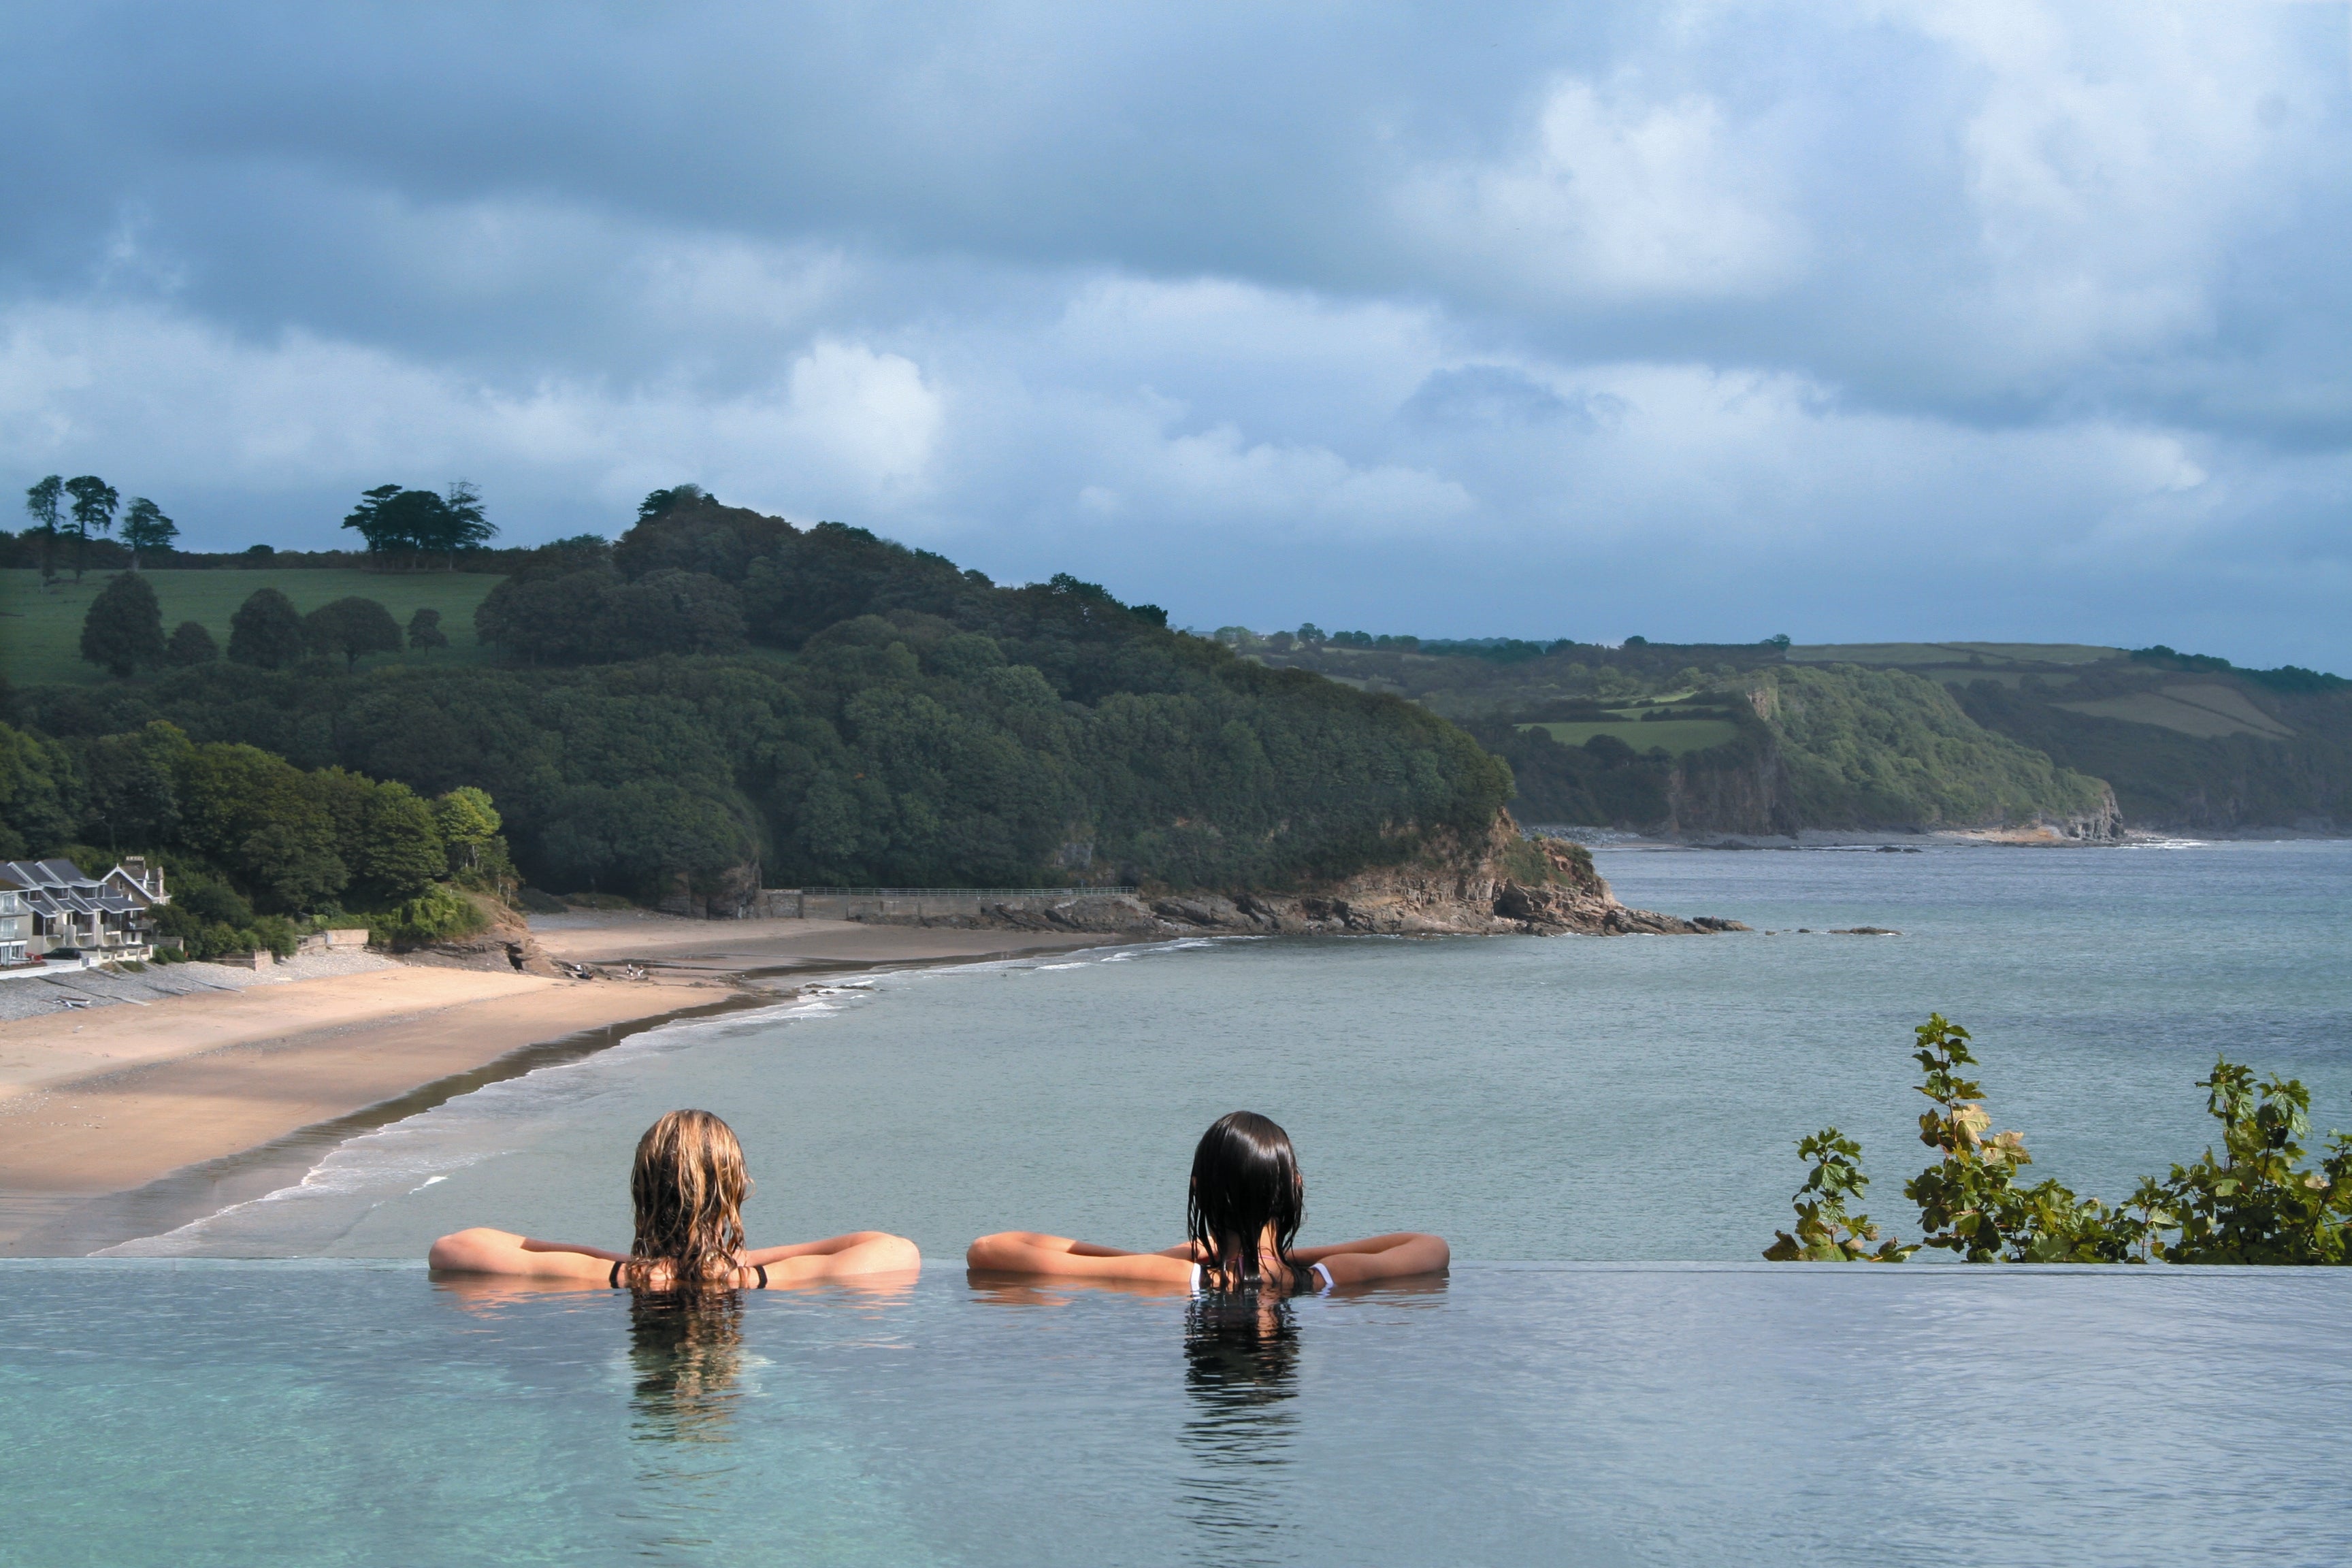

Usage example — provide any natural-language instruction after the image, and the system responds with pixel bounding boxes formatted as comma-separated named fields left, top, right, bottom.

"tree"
left=120, top=497, right=178, bottom=567
left=176, top=741, right=350, bottom=912
left=63, top=476, right=120, bottom=582
left=407, top=607, right=448, bottom=649
left=167, top=621, right=220, bottom=666
left=342, top=485, right=408, bottom=555
left=638, top=483, right=709, bottom=522
left=76, top=721, right=191, bottom=848
left=304, top=596, right=404, bottom=670
left=433, top=785, right=502, bottom=871
left=79, top=572, right=168, bottom=678
left=352, top=782, right=446, bottom=904
left=342, top=482, right=495, bottom=566
left=227, top=587, right=309, bottom=669
left=342, top=485, right=442, bottom=561
left=0, top=721, right=78, bottom=858
left=421, top=480, right=495, bottom=566
left=22, top=475, right=62, bottom=584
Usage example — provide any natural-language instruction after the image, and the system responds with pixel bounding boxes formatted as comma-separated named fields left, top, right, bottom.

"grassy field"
left=1787, top=641, right=2125, bottom=667
left=1, top=569, right=505, bottom=686
left=2055, top=685, right=2296, bottom=740
left=1518, top=719, right=1742, bottom=755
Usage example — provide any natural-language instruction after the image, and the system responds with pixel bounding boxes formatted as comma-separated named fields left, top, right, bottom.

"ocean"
left=106, top=838, right=2352, bottom=1264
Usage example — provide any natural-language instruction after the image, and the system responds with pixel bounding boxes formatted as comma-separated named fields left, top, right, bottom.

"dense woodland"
left=5, top=491, right=1510, bottom=907
left=0, top=716, right=507, bottom=956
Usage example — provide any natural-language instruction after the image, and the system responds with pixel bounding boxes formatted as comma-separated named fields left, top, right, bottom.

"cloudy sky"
left=6, top=3, right=2349, bottom=666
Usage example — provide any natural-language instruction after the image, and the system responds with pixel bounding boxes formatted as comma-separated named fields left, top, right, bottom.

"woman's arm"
left=427, top=1227, right=620, bottom=1279
left=742, top=1230, right=921, bottom=1281
left=1292, top=1232, right=1450, bottom=1286
left=966, top=1230, right=1195, bottom=1284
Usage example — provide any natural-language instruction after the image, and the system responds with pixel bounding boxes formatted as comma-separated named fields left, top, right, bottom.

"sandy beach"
left=0, top=913, right=1109, bottom=1255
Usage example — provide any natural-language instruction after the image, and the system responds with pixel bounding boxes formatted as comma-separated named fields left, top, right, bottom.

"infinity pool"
left=4, top=1260, right=2346, bottom=1566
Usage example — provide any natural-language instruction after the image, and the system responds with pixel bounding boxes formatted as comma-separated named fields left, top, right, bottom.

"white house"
left=0, top=857, right=170, bottom=963
left=0, top=881, right=29, bottom=967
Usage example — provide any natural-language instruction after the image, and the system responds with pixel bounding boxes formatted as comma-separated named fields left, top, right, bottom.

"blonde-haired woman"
left=430, top=1109, right=919, bottom=1288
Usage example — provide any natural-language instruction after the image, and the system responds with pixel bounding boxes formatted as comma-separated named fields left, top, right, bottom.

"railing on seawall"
left=753, top=885, right=1137, bottom=920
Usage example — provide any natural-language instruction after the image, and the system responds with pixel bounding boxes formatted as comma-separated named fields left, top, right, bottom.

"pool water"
left=4, top=1260, right=2347, bottom=1567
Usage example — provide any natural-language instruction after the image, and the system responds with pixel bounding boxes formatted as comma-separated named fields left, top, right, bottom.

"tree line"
left=20, top=474, right=178, bottom=581
left=76, top=575, right=448, bottom=679
left=10, top=487, right=1515, bottom=902
left=0, top=718, right=509, bottom=958
left=11, top=478, right=502, bottom=579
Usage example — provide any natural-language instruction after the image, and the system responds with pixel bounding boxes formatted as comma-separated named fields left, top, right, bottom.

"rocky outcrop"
left=869, top=813, right=1746, bottom=938
left=402, top=892, right=564, bottom=975
left=2045, top=782, right=2125, bottom=842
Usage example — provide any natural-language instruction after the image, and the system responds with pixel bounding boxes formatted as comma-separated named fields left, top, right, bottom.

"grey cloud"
left=3, top=1, right=2348, bottom=667
left=1399, top=365, right=1624, bottom=431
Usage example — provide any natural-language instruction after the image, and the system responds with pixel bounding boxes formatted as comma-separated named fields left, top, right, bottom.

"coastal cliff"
left=879, top=813, right=1744, bottom=938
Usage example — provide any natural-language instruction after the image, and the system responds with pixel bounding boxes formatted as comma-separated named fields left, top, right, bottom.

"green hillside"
left=1259, top=636, right=2112, bottom=833
left=1, top=569, right=504, bottom=685
left=1761, top=665, right=2108, bottom=828
left=3, top=500, right=1512, bottom=900
left=1782, top=643, right=2349, bottom=830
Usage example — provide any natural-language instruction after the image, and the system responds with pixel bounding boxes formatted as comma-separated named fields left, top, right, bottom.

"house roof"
left=0, top=862, right=148, bottom=917
left=0, top=859, right=101, bottom=893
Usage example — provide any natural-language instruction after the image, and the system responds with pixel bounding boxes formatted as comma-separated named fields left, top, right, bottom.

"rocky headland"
left=869, top=813, right=1746, bottom=938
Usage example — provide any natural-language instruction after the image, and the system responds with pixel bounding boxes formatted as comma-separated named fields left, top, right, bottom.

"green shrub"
left=365, top=885, right=488, bottom=949
left=1767, top=1015, right=2351, bottom=1265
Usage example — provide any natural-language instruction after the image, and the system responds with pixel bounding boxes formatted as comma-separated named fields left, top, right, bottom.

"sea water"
left=5, top=840, right=2350, bottom=1565
left=102, top=839, right=2352, bottom=1263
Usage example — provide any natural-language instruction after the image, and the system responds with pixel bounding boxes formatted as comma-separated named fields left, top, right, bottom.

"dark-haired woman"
left=430, top=1109, right=919, bottom=1288
left=966, top=1110, right=1448, bottom=1289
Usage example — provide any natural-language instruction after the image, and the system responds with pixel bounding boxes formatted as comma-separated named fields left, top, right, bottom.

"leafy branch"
left=1767, top=1015, right=2350, bottom=1266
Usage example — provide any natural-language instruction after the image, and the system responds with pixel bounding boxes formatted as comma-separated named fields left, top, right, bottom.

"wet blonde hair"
left=623, top=1109, right=750, bottom=1291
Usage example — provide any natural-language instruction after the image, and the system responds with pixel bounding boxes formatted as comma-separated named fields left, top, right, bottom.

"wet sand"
left=0, top=915, right=1110, bottom=1255
left=526, top=912, right=1097, bottom=975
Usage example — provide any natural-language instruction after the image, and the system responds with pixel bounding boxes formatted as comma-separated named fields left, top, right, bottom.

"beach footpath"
left=0, top=911, right=1107, bottom=1256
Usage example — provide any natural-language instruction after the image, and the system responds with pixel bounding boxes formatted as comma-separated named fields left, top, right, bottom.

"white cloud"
left=1394, top=77, right=1808, bottom=304
left=0, top=303, right=938, bottom=527
left=781, top=340, right=942, bottom=498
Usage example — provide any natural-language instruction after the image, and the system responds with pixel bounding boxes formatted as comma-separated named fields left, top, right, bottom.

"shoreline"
left=1538, top=826, right=2348, bottom=850
left=0, top=918, right=1113, bottom=1257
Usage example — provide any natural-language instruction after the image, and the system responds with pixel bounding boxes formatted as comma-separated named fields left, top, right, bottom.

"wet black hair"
left=1187, top=1111, right=1305, bottom=1290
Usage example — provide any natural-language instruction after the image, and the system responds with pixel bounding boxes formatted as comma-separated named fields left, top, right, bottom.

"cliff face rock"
left=898, top=813, right=1744, bottom=938
left=1665, top=744, right=1793, bottom=838
left=2050, top=783, right=2126, bottom=841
